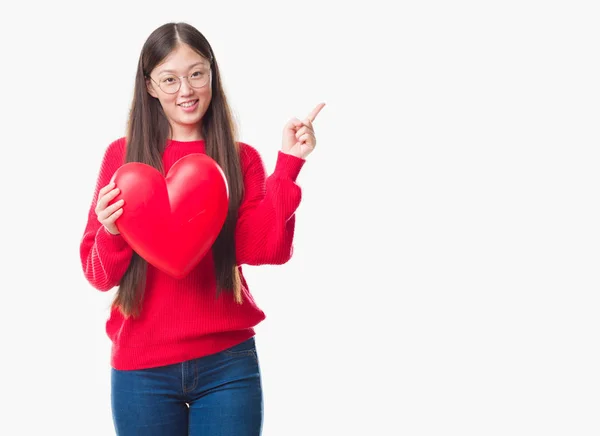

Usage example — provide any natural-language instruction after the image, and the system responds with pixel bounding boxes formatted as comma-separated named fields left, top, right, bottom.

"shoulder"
left=237, top=141, right=266, bottom=171
left=92, top=137, right=127, bottom=184
left=238, top=141, right=261, bottom=162
left=106, top=136, right=127, bottom=156
left=100, top=137, right=127, bottom=166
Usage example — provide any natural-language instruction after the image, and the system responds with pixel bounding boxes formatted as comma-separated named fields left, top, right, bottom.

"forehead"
left=154, top=44, right=210, bottom=74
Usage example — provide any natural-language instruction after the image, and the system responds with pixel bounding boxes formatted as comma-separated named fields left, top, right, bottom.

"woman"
left=79, top=21, right=324, bottom=435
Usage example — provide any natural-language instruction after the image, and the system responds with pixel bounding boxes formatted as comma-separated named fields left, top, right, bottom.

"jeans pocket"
left=223, top=338, right=258, bottom=361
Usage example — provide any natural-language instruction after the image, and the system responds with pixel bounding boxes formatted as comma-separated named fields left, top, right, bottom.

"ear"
left=146, top=77, right=158, bottom=98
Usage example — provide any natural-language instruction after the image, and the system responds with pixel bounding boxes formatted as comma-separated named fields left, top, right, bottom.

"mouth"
left=178, top=99, right=199, bottom=110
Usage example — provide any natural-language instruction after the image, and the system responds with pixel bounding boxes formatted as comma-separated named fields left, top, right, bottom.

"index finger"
left=98, top=182, right=115, bottom=197
left=306, top=102, right=326, bottom=123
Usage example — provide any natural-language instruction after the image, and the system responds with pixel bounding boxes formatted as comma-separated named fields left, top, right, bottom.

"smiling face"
left=146, top=43, right=212, bottom=140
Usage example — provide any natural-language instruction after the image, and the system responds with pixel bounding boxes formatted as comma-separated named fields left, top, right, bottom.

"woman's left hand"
left=281, top=103, right=326, bottom=159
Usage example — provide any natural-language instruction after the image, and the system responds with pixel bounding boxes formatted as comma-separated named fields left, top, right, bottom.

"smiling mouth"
left=178, top=100, right=199, bottom=108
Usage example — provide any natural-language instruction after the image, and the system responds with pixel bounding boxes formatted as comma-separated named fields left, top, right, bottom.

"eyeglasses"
left=148, top=68, right=211, bottom=94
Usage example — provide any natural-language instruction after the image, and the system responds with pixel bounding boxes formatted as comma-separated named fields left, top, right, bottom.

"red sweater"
left=80, top=137, right=304, bottom=370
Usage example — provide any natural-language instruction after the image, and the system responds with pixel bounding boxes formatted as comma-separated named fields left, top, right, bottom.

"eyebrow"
left=158, top=62, right=209, bottom=75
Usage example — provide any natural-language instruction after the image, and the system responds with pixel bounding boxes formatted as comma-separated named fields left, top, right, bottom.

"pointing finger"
left=306, top=102, right=326, bottom=123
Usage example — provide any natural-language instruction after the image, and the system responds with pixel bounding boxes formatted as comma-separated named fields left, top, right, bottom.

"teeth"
left=179, top=100, right=197, bottom=108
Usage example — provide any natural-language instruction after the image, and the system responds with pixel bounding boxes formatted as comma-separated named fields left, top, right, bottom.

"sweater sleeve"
left=79, top=138, right=133, bottom=291
left=235, top=144, right=305, bottom=266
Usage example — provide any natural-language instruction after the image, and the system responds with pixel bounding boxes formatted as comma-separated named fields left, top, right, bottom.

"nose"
left=179, top=77, right=194, bottom=95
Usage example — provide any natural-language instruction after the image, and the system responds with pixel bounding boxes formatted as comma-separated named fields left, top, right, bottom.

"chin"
left=175, top=113, right=202, bottom=125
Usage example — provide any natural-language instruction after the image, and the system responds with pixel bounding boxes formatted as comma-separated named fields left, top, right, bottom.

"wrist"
left=275, top=151, right=305, bottom=181
left=103, top=225, right=120, bottom=236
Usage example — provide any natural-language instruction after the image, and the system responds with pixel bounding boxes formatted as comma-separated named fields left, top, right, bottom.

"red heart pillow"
left=109, top=153, right=229, bottom=279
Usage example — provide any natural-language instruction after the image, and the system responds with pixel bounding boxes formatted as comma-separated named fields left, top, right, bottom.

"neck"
left=170, top=123, right=203, bottom=142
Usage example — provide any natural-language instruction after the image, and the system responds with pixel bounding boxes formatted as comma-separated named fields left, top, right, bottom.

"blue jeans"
left=111, top=337, right=263, bottom=435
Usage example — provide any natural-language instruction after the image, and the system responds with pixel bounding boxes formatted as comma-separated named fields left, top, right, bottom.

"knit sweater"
left=79, top=137, right=304, bottom=370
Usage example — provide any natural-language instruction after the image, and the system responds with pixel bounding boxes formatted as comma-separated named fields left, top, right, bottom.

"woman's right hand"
left=95, top=182, right=124, bottom=235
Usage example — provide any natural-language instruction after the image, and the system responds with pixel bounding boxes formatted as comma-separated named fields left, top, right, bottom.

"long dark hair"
left=113, top=22, right=244, bottom=318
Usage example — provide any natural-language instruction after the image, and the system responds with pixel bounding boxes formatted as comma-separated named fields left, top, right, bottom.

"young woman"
left=79, top=21, right=324, bottom=435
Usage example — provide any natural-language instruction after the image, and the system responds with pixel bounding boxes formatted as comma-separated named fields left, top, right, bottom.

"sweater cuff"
left=96, top=225, right=129, bottom=251
left=274, top=151, right=306, bottom=181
